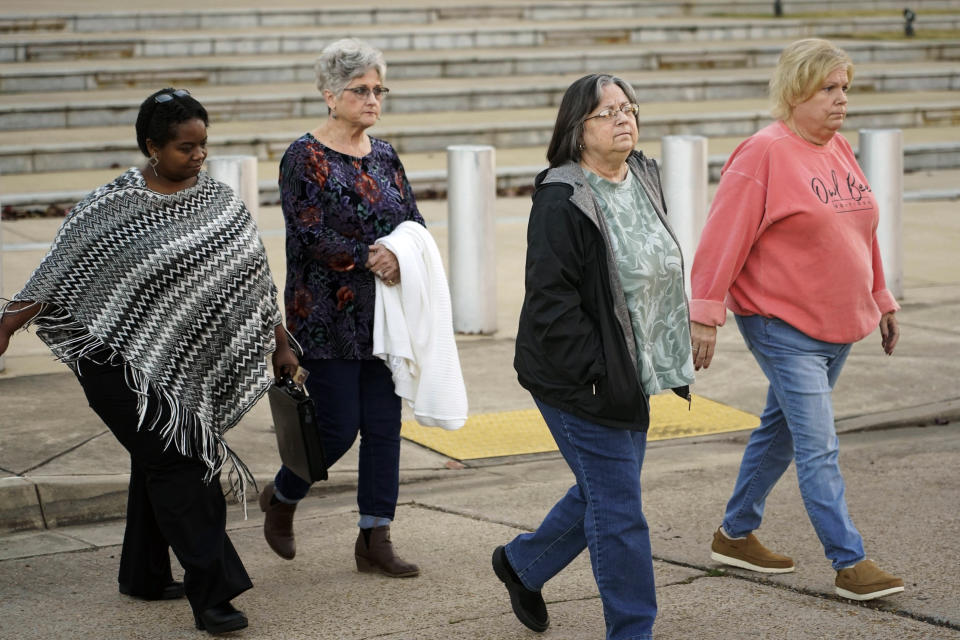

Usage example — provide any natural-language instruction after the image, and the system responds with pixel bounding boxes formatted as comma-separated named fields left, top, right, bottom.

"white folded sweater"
left=372, top=221, right=467, bottom=430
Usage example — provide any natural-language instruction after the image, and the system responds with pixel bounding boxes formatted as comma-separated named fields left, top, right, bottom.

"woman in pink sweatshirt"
left=689, top=39, right=903, bottom=602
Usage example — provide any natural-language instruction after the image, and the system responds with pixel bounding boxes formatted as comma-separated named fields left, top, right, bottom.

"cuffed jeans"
left=722, top=315, right=865, bottom=570
left=274, top=359, right=401, bottom=525
left=505, top=398, right=656, bottom=640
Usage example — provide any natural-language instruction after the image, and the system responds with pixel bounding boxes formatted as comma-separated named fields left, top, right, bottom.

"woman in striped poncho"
left=0, top=88, right=298, bottom=636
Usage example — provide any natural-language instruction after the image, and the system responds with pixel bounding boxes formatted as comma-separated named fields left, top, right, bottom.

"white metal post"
left=206, top=155, right=259, bottom=222
left=447, top=145, right=497, bottom=334
left=661, top=135, right=708, bottom=295
left=859, top=129, right=904, bottom=300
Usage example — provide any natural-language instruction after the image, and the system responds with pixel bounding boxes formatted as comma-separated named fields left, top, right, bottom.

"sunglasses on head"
left=154, top=89, right=191, bottom=103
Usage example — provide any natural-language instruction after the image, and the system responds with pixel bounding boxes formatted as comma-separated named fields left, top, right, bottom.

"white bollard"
left=207, top=155, right=259, bottom=223
left=660, top=135, right=708, bottom=295
left=859, top=129, right=904, bottom=300
left=447, top=145, right=497, bottom=334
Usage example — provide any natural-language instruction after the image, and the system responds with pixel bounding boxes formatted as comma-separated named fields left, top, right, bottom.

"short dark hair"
left=135, top=88, right=209, bottom=157
left=546, top=74, right=640, bottom=168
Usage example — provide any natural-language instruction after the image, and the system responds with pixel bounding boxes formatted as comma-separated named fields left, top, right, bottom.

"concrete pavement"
left=0, top=423, right=957, bottom=639
left=1, top=193, right=959, bottom=638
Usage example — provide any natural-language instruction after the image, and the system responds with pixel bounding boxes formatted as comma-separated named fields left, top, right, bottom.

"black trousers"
left=75, top=356, right=252, bottom=614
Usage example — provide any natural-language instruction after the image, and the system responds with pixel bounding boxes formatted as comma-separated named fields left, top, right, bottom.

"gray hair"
left=314, top=38, right=387, bottom=96
left=546, top=74, right=640, bottom=167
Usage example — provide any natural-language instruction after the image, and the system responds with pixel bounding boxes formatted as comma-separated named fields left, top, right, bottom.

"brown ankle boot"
left=259, top=482, right=296, bottom=560
left=355, top=525, right=420, bottom=578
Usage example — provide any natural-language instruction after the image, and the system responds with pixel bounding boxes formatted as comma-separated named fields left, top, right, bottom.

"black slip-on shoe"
left=492, top=545, right=549, bottom=632
left=194, top=601, right=248, bottom=635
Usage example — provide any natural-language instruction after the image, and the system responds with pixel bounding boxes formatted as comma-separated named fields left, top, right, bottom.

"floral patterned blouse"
left=279, top=134, right=425, bottom=360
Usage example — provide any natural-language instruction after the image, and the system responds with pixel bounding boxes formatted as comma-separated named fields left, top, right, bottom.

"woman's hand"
left=366, top=245, right=401, bottom=286
left=880, top=311, right=899, bottom=355
left=691, top=321, right=717, bottom=371
left=272, top=346, right=299, bottom=378
left=0, top=301, right=41, bottom=357
left=272, top=325, right=300, bottom=378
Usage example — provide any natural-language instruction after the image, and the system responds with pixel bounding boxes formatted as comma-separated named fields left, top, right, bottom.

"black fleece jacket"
left=514, top=153, right=690, bottom=431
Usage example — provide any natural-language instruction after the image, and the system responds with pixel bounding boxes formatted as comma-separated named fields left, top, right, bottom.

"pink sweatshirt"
left=690, top=121, right=899, bottom=344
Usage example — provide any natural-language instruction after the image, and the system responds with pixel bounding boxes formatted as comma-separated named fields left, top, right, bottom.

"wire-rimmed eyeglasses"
left=154, top=89, right=191, bottom=103
left=583, top=102, right=639, bottom=123
left=343, top=86, right=390, bottom=100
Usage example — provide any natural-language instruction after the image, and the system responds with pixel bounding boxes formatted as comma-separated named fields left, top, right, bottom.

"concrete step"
left=0, top=1, right=679, bottom=36
left=3, top=0, right=959, bottom=34
left=4, top=37, right=958, bottom=94
left=3, top=61, right=958, bottom=130
left=3, top=13, right=960, bottom=64
left=2, top=91, right=958, bottom=175
left=4, top=128, right=958, bottom=214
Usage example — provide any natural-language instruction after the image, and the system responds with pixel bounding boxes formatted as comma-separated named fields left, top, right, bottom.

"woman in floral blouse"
left=259, top=38, right=425, bottom=578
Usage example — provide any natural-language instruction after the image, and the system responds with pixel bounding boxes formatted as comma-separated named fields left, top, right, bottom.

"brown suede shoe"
left=259, top=482, right=296, bottom=560
left=355, top=526, right=420, bottom=578
left=710, top=527, right=795, bottom=574
left=835, top=559, right=904, bottom=601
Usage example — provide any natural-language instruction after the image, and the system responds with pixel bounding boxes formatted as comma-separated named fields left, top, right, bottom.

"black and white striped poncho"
left=4, top=168, right=283, bottom=505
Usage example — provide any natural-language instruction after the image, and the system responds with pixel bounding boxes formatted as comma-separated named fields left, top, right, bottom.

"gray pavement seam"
left=898, top=321, right=960, bottom=336
left=662, top=559, right=960, bottom=633
left=834, top=398, right=960, bottom=434
left=19, top=428, right=109, bottom=475
left=666, top=571, right=725, bottom=586
left=408, top=499, right=534, bottom=533
left=32, top=483, right=47, bottom=530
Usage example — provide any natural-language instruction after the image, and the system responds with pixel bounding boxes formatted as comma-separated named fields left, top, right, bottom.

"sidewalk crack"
left=19, top=429, right=110, bottom=475
left=408, top=500, right=534, bottom=532
left=662, top=568, right=727, bottom=587
left=33, top=483, right=49, bottom=530
left=655, top=557, right=960, bottom=632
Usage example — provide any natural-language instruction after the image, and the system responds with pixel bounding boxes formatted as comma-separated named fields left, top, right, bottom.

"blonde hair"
left=769, top=39, right=854, bottom=120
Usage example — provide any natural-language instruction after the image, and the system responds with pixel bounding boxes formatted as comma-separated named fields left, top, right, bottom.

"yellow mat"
left=401, top=394, right=758, bottom=461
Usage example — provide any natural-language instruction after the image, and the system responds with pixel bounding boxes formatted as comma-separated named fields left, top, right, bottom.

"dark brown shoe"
left=355, top=526, right=419, bottom=578
left=259, top=481, right=296, bottom=560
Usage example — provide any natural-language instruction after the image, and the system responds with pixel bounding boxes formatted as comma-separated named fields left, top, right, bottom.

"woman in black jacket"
left=492, top=74, right=693, bottom=640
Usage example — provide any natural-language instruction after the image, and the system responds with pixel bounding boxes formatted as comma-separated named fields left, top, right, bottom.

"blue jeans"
left=723, top=315, right=865, bottom=570
left=274, top=359, right=401, bottom=526
left=505, top=398, right=656, bottom=640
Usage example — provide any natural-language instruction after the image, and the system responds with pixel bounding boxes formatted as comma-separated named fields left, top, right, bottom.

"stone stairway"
left=1, top=0, right=959, bottom=213
left=4, top=59, right=960, bottom=125
left=4, top=13, right=960, bottom=67
left=3, top=0, right=959, bottom=35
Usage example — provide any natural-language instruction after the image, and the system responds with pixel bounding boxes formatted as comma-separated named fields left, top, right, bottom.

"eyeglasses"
left=154, top=89, right=191, bottom=103
left=343, top=86, right=390, bottom=100
left=583, top=102, right=640, bottom=123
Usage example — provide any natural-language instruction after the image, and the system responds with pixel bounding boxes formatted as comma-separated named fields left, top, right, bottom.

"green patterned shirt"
left=585, top=169, right=694, bottom=395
